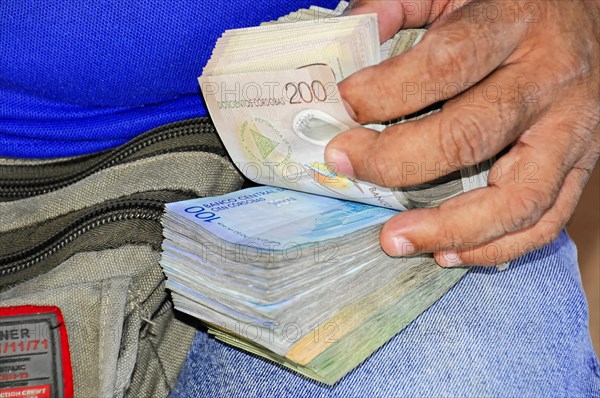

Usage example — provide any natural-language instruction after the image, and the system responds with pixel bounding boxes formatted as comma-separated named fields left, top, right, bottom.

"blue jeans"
left=171, top=231, right=600, bottom=397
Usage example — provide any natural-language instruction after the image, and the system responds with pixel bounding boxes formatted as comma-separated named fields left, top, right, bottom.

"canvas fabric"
left=0, top=118, right=244, bottom=397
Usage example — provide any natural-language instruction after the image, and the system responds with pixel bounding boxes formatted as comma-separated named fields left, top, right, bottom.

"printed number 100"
left=184, top=206, right=221, bottom=223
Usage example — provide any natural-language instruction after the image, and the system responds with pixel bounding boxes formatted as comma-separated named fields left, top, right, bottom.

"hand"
left=325, top=0, right=600, bottom=266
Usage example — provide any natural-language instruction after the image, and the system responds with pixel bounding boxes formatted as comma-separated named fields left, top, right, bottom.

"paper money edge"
left=198, top=264, right=467, bottom=385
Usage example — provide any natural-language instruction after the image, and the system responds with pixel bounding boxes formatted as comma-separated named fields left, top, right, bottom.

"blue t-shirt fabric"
left=0, top=1, right=341, bottom=158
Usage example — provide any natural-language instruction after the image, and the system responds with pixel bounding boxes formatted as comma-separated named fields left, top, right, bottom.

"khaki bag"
left=0, top=118, right=244, bottom=397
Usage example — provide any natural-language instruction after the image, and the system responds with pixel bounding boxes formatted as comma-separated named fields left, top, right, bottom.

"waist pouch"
left=0, top=118, right=244, bottom=397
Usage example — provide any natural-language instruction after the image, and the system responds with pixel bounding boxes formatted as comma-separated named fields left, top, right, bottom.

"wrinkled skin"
left=325, top=0, right=600, bottom=266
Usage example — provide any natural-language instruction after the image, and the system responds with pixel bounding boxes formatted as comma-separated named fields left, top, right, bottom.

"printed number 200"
left=286, top=80, right=327, bottom=104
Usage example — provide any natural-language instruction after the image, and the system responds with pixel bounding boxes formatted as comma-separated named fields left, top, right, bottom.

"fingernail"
left=342, top=99, right=357, bottom=120
left=391, top=235, right=416, bottom=256
left=440, top=251, right=463, bottom=267
left=327, top=149, right=354, bottom=177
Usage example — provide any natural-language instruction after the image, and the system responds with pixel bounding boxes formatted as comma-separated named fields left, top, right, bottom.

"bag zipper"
left=0, top=117, right=226, bottom=200
left=0, top=198, right=165, bottom=278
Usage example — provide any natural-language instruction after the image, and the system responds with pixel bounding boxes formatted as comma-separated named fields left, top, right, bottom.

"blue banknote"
left=166, top=186, right=398, bottom=248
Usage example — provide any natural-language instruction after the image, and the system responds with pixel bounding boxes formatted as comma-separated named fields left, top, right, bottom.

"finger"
left=434, top=164, right=594, bottom=266
left=327, top=59, right=551, bottom=186
left=344, top=0, right=461, bottom=40
left=377, top=103, right=591, bottom=256
left=343, top=0, right=405, bottom=41
left=340, top=0, right=530, bottom=124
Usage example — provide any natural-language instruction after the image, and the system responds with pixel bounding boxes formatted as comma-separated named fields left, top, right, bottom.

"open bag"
left=0, top=118, right=243, bottom=397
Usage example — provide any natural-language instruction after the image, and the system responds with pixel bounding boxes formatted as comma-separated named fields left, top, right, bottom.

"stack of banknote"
left=199, top=1, right=490, bottom=211
left=161, top=1, right=490, bottom=385
left=161, top=186, right=467, bottom=384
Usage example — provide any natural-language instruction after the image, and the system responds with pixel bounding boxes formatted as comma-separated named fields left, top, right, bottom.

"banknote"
left=165, top=186, right=396, bottom=247
left=199, top=65, right=410, bottom=210
left=204, top=14, right=379, bottom=79
left=200, top=11, right=490, bottom=210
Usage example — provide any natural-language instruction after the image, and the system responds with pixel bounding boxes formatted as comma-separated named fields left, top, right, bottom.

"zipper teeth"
left=1, top=120, right=222, bottom=198
left=0, top=202, right=164, bottom=276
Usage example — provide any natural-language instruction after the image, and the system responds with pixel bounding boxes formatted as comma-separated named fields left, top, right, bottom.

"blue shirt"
left=0, top=1, right=340, bottom=158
